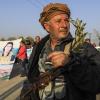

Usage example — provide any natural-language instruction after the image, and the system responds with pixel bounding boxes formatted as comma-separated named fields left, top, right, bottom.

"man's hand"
left=48, top=51, right=70, bottom=68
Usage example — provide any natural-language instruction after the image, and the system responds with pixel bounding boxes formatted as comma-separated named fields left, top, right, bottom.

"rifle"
left=20, top=56, right=77, bottom=100
left=20, top=68, right=65, bottom=99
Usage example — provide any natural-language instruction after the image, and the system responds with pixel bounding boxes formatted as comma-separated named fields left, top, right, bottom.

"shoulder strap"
left=64, top=42, right=72, bottom=55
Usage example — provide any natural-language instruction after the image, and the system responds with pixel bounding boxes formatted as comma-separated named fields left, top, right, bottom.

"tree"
left=7, top=37, right=17, bottom=40
left=0, top=38, right=6, bottom=41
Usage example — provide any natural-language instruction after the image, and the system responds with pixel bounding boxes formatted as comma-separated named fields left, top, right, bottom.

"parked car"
left=95, top=46, right=100, bottom=52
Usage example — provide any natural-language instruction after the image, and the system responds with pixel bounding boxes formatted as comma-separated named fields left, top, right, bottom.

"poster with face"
left=0, top=38, right=22, bottom=79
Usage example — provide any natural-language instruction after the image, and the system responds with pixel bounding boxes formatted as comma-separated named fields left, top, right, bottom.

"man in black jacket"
left=26, top=3, right=100, bottom=100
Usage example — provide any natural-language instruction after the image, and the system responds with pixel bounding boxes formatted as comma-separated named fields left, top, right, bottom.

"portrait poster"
left=0, top=38, right=22, bottom=79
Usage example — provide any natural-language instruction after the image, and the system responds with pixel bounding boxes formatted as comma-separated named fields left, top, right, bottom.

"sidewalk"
left=0, top=75, right=26, bottom=100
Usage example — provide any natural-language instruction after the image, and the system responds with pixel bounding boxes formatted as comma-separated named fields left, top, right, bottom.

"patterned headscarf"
left=39, top=3, right=71, bottom=27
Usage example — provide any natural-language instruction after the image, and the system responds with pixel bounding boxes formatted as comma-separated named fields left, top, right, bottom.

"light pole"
left=89, top=33, right=92, bottom=42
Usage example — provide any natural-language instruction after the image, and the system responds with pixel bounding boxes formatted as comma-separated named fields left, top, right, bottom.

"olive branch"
left=70, top=18, right=88, bottom=53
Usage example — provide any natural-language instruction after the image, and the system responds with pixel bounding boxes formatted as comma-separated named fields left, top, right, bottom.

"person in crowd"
left=25, top=39, right=33, bottom=60
left=24, top=36, right=41, bottom=71
left=85, top=38, right=91, bottom=44
left=34, top=36, right=41, bottom=44
left=21, top=3, right=100, bottom=100
left=2, top=42, right=13, bottom=56
left=16, top=40, right=28, bottom=76
left=92, top=42, right=96, bottom=47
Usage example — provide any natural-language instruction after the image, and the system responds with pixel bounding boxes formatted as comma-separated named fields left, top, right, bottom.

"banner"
left=0, top=38, right=22, bottom=79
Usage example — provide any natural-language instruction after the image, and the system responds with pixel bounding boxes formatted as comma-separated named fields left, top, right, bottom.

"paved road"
left=0, top=76, right=100, bottom=100
left=0, top=75, right=26, bottom=100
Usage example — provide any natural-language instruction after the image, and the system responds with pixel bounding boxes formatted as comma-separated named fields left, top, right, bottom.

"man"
left=85, top=38, right=91, bottom=44
left=27, top=3, right=100, bottom=100
left=16, top=40, right=28, bottom=76
left=34, top=36, right=41, bottom=44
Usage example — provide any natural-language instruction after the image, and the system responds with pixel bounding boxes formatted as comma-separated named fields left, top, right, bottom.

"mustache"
left=59, top=28, right=68, bottom=32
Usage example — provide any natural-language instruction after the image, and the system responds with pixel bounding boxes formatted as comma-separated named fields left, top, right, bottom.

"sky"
left=0, top=0, right=100, bottom=45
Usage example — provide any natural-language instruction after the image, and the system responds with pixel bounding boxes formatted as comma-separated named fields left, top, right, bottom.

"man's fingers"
left=48, top=51, right=64, bottom=59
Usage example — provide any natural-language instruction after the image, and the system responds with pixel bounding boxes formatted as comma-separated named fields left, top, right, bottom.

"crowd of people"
left=18, top=36, right=41, bottom=75
left=9, top=36, right=41, bottom=78
left=85, top=38, right=97, bottom=47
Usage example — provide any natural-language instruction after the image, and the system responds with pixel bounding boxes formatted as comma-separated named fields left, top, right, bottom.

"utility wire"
left=39, top=0, right=49, bottom=5
left=26, top=0, right=42, bottom=9
left=44, top=0, right=49, bottom=3
left=26, top=0, right=34, bottom=6
left=36, top=0, right=44, bottom=7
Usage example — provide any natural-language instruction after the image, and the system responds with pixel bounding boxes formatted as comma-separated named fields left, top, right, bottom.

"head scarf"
left=39, top=3, right=71, bottom=26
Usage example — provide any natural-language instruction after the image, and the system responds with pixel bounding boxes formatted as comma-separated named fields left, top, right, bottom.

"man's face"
left=44, top=14, right=70, bottom=40
left=35, top=36, right=40, bottom=43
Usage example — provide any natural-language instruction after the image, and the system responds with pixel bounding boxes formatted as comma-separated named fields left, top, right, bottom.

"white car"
left=95, top=46, right=100, bottom=52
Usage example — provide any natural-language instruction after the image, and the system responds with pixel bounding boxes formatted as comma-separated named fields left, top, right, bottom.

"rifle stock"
left=21, top=71, right=53, bottom=99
